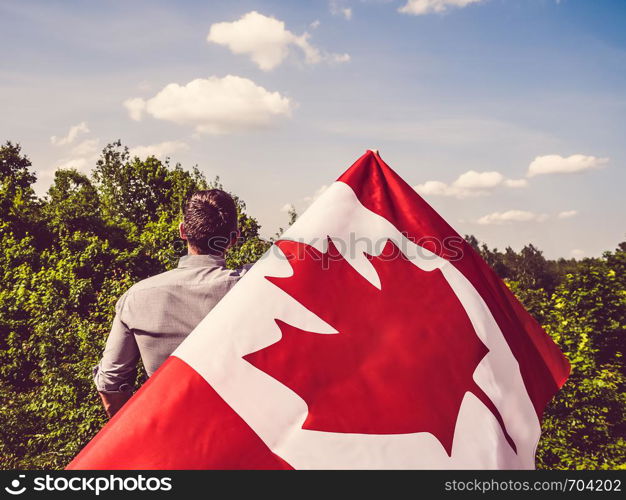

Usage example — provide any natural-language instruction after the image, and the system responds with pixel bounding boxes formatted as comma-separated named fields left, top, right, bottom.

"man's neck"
left=186, top=245, right=225, bottom=258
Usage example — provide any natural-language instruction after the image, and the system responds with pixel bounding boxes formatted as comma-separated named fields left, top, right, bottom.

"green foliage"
left=467, top=235, right=625, bottom=469
left=0, top=141, right=622, bottom=470
left=0, top=141, right=270, bottom=469
left=536, top=255, right=625, bottom=469
left=0, top=142, right=42, bottom=241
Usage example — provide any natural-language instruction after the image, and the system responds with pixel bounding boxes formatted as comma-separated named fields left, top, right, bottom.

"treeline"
left=0, top=141, right=623, bottom=469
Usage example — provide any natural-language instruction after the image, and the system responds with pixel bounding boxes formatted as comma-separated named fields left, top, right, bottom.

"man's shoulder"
left=127, top=264, right=249, bottom=295
left=127, top=268, right=182, bottom=294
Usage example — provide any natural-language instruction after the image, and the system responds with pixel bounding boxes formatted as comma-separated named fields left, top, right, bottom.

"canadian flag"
left=68, top=150, right=569, bottom=470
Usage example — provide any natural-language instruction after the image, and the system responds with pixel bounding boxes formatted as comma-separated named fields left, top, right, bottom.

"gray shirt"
left=93, top=254, right=247, bottom=392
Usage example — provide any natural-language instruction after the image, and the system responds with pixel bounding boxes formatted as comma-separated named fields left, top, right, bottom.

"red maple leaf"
left=244, top=238, right=515, bottom=456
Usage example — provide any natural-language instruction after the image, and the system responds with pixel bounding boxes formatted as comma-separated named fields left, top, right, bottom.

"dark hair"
left=182, top=189, right=238, bottom=255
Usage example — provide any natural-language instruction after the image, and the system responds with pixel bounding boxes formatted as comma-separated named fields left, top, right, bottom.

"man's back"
left=93, top=254, right=246, bottom=392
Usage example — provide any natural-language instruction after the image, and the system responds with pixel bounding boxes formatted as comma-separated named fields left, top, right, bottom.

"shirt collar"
left=177, top=253, right=226, bottom=269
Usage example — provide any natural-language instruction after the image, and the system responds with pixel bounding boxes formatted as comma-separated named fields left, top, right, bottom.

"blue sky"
left=1, top=0, right=624, bottom=258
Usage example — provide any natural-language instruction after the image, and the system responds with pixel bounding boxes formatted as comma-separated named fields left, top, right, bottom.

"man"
left=93, top=189, right=247, bottom=418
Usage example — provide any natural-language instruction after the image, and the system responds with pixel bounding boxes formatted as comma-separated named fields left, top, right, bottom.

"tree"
left=466, top=234, right=625, bottom=469
left=537, top=248, right=625, bottom=469
left=0, top=141, right=41, bottom=240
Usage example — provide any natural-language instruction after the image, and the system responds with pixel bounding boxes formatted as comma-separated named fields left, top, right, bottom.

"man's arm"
left=93, top=292, right=140, bottom=418
left=98, top=390, right=132, bottom=419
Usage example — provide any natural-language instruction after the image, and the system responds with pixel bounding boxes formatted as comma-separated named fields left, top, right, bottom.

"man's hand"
left=98, top=390, right=132, bottom=419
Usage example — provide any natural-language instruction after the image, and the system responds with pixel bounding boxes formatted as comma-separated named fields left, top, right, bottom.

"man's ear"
left=228, top=229, right=240, bottom=249
left=179, top=222, right=187, bottom=240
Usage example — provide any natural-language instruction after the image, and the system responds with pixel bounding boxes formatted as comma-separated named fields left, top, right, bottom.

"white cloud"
left=453, top=170, right=503, bottom=189
left=557, top=210, right=578, bottom=219
left=282, top=185, right=328, bottom=215
left=304, top=184, right=329, bottom=204
left=123, top=97, right=146, bottom=121
left=477, top=210, right=548, bottom=225
left=56, top=138, right=100, bottom=172
left=330, top=1, right=353, bottom=20
left=56, top=158, right=90, bottom=171
left=137, top=81, right=152, bottom=92
left=123, top=75, right=294, bottom=134
left=399, top=0, right=483, bottom=16
left=527, top=154, right=608, bottom=177
left=50, top=122, right=89, bottom=146
left=207, top=11, right=349, bottom=71
left=472, top=209, right=578, bottom=225
left=503, top=178, right=528, bottom=188
left=129, top=140, right=189, bottom=159
left=332, top=53, right=351, bottom=63
left=414, top=180, right=456, bottom=197
left=570, top=249, right=585, bottom=259
left=414, top=169, right=527, bottom=199
left=310, top=20, right=321, bottom=29
left=69, top=138, right=99, bottom=157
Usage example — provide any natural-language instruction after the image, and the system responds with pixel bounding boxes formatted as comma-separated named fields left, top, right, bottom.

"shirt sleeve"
left=93, top=291, right=140, bottom=393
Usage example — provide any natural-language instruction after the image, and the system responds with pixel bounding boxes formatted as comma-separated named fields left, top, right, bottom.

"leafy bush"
left=470, top=237, right=625, bottom=469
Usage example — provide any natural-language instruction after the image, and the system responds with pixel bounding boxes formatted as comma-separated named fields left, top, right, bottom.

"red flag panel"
left=68, top=357, right=292, bottom=470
